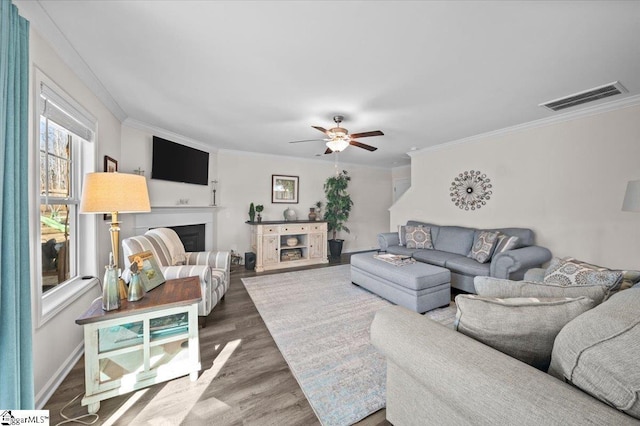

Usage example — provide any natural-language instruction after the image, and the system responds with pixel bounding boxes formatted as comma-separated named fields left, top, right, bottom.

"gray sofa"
left=371, top=280, right=640, bottom=425
left=378, top=221, right=552, bottom=293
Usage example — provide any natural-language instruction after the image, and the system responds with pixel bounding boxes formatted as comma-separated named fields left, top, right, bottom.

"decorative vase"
left=283, top=207, right=297, bottom=221
left=127, top=272, right=145, bottom=302
left=102, top=264, right=120, bottom=311
left=308, top=208, right=317, bottom=221
left=286, top=237, right=298, bottom=247
left=257, top=213, right=262, bottom=222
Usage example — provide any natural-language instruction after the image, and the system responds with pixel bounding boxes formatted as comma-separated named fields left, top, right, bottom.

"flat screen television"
left=152, top=136, right=209, bottom=185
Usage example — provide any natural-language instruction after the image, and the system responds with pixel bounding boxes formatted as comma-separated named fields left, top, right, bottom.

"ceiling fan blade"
left=324, top=148, right=333, bottom=155
left=289, top=138, right=327, bottom=143
left=312, top=126, right=330, bottom=135
left=349, top=130, right=384, bottom=139
left=349, top=140, right=378, bottom=152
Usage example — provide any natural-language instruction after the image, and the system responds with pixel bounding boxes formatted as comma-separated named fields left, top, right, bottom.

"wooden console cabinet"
left=248, top=220, right=328, bottom=272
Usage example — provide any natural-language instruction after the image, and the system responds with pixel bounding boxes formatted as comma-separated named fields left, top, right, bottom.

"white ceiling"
left=16, top=1, right=640, bottom=168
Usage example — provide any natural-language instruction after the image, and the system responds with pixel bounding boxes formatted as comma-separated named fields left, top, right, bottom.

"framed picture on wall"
left=104, top=156, right=118, bottom=220
left=272, top=175, right=299, bottom=204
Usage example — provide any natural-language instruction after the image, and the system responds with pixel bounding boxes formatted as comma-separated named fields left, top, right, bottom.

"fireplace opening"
left=164, top=224, right=206, bottom=252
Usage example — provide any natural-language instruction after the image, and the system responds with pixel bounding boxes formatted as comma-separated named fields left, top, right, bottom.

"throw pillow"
left=467, top=230, right=499, bottom=263
left=549, top=288, right=640, bottom=419
left=493, top=233, right=521, bottom=254
left=544, top=257, right=623, bottom=291
left=454, top=294, right=597, bottom=371
left=559, top=257, right=640, bottom=290
left=398, top=225, right=407, bottom=246
left=405, top=225, right=433, bottom=249
left=474, top=276, right=609, bottom=305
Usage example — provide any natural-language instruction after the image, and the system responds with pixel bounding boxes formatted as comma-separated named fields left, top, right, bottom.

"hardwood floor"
left=44, top=255, right=390, bottom=425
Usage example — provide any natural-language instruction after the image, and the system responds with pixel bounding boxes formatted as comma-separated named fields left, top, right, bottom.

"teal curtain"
left=0, top=0, right=33, bottom=409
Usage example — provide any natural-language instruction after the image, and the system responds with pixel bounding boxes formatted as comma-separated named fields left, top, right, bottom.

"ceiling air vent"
left=539, top=81, right=627, bottom=112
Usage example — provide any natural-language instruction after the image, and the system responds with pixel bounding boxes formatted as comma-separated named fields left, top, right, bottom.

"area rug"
left=242, top=264, right=456, bottom=426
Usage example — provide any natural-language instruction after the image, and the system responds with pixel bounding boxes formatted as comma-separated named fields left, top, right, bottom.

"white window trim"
left=31, top=68, right=100, bottom=328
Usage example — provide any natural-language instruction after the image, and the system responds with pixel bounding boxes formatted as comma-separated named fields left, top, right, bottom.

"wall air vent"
left=539, top=81, right=627, bottom=112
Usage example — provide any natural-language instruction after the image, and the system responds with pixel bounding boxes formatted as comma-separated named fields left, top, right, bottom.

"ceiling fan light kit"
left=290, top=115, right=384, bottom=154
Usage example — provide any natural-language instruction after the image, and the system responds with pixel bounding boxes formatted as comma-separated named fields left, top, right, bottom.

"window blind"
left=40, top=82, right=96, bottom=141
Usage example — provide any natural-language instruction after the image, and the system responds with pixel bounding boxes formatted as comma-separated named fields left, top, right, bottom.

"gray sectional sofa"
left=371, top=282, right=640, bottom=425
left=377, top=221, right=552, bottom=293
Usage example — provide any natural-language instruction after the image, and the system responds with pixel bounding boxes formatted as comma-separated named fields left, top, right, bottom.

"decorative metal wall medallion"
left=450, top=170, right=492, bottom=210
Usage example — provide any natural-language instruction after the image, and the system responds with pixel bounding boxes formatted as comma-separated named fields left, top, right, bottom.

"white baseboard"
left=35, top=342, right=84, bottom=409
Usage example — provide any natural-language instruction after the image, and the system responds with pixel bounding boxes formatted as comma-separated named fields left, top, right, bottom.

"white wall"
left=217, top=150, right=392, bottom=255
left=27, top=29, right=121, bottom=405
left=118, top=128, right=392, bottom=255
left=391, top=104, right=640, bottom=270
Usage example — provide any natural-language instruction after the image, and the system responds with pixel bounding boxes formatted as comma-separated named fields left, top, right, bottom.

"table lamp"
left=80, top=172, right=151, bottom=271
left=622, top=180, right=640, bottom=212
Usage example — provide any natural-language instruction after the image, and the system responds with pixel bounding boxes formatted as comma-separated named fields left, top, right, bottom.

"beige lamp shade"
left=80, top=172, right=151, bottom=214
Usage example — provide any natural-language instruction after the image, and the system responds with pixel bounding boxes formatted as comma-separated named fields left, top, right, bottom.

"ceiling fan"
left=289, top=115, right=384, bottom=154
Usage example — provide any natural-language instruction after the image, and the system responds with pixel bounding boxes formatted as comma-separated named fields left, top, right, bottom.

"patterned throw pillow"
left=398, top=225, right=407, bottom=246
left=543, top=257, right=623, bottom=291
left=493, top=233, right=521, bottom=255
left=560, top=257, right=640, bottom=290
left=405, top=225, right=433, bottom=249
left=467, top=230, right=499, bottom=263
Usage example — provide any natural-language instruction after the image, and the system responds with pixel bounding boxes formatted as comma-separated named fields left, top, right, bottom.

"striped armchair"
left=121, top=228, right=230, bottom=321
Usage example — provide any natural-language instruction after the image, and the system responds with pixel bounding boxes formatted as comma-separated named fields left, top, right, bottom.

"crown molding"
left=410, top=94, right=640, bottom=157
left=16, top=0, right=127, bottom=122
left=122, top=118, right=218, bottom=153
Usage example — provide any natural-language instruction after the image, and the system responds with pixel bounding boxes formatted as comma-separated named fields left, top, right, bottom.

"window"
left=33, top=70, right=98, bottom=325
left=39, top=117, right=78, bottom=292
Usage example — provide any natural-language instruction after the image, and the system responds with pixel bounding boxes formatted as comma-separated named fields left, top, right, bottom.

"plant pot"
left=328, top=239, right=344, bottom=259
left=308, top=208, right=317, bottom=221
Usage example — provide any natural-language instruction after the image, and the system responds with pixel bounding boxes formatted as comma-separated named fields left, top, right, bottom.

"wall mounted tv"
left=152, top=136, right=209, bottom=185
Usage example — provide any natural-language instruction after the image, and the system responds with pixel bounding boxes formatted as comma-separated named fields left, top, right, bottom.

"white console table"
left=248, top=220, right=328, bottom=272
left=75, top=277, right=201, bottom=414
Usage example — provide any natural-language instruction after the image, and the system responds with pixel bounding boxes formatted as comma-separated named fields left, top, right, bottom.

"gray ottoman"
left=351, top=253, right=451, bottom=313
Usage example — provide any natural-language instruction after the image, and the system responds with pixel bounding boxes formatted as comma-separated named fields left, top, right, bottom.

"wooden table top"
left=76, top=276, right=201, bottom=325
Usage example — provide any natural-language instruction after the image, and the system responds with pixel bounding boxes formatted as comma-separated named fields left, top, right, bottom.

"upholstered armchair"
left=121, top=228, right=230, bottom=323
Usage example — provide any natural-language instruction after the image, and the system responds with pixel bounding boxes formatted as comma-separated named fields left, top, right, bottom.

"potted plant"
left=255, top=204, right=264, bottom=222
left=323, top=170, right=353, bottom=258
left=249, top=202, right=255, bottom=222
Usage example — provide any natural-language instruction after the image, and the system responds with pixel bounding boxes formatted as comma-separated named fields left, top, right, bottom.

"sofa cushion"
left=549, top=288, right=640, bottom=419
left=445, top=256, right=491, bottom=276
left=544, top=257, right=623, bottom=291
left=398, top=225, right=407, bottom=246
left=557, top=257, right=640, bottom=290
left=474, top=276, right=609, bottom=305
left=455, top=295, right=597, bottom=370
left=405, top=225, right=434, bottom=249
left=484, top=227, right=535, bottom=247
left=468, top=230, right=499, bottom=263
left=386, top=245, right=419, bottom=257
left=407, top=221, right=440, bottom=242
left=412, top=250, right=461, bottom=267
left=493, top=233, right=521, bottom=254
left=433, top=226, right=475, bottom=256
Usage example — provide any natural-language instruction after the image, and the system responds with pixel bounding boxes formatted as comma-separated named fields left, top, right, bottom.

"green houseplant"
left=323, top=170, right=353, bottom=258
left=255, top=204, right=264, bottom=222
left=249, top=202, right=255, bottom=222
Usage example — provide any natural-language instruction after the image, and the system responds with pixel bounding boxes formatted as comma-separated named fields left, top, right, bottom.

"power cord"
left=54, top=392, right=99, bottom=425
